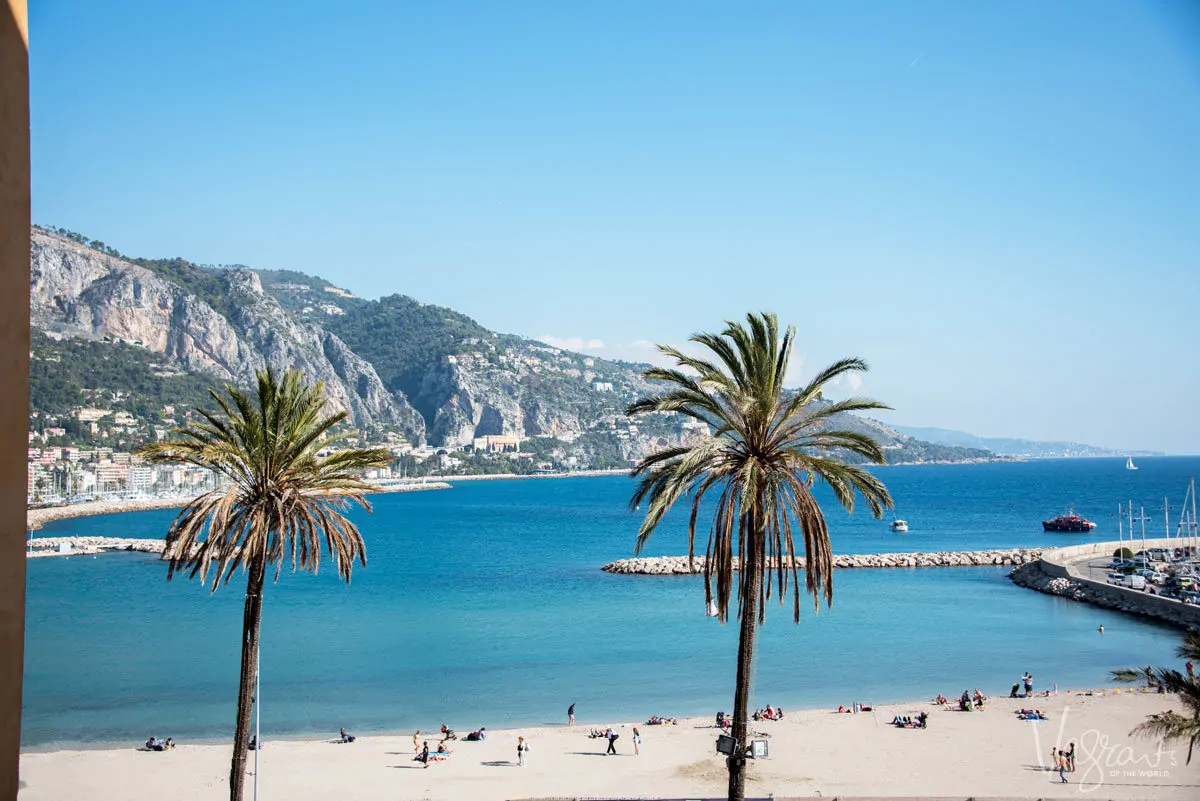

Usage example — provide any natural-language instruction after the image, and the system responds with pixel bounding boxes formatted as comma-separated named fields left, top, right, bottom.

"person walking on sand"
left=632, top=727, right=641, bottom=756
left=1056, top=749, right=1069, bottom=783
left=605, top=727, right=619, bottom=755
left=420, top=741, right=430, bottom=769
left=413, top=730, right=420, bottom=754
left=568, top=702, right=576, bottom=727
left=517, top=736, right=528, bottom=766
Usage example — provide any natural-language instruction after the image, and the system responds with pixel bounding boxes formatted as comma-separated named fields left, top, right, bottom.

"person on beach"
left=1056, top=749, right=1069, bottom=783
left=605, top=728, right=619, bottom=755
left=1010, top=682, right=1020, bottom=698
left=339, top=727, right=355, bottom=743
left=517, top=736, right=528, bottom=766
left=164, top=737, right=175, bottom=749
left=1024, top=672, right=1034, bottom=697
left=633, top=727, right=641, bottom=756
left=413, top=730, right=420, bottom=754
left=1067, top=741, right=1076, bottom=772
left=420, top=741, right=430, bottom=768
left=568, top=702, right=576, bottom=727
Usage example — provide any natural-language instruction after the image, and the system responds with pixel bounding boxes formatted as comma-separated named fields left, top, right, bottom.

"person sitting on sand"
left=145, top=736, right=165, bottom=752
left=933, top=694, right=947, bottom=705
left=164, top=737, right=175, bottom=749
left=435, top=741, right=450, bottom=755
left=973, top=689, right=985, bottom=709
left=1010, top=682, right=1020, bottom=698
left=339, top=727, right=355, bottom=743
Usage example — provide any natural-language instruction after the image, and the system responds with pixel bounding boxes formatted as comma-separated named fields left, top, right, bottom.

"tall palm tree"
left=1112, top=631, right=1200, bottom=764
left=138, top=368, right=391, bottom=801
left=627, top=312, right=893, bottom=801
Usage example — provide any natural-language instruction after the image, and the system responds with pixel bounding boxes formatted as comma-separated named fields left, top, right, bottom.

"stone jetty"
left=26, top=536, right=167, bottom=558
left=602, top=548, right=1044, bottom=574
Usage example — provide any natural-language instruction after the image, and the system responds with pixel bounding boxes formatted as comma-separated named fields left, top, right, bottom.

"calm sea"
left=21, top=456, right=1199, bottom=748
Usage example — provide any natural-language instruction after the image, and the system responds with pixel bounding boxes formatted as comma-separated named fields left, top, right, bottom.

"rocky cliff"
left=30, top=229, right=425, bottom=440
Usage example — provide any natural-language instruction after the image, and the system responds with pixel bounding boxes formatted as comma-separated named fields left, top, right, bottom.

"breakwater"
left=602, top=548, right=1044, bottom=574
left=1009, top=538, right=1200, bottom=631
left=26, top=536, right=166, bottom=558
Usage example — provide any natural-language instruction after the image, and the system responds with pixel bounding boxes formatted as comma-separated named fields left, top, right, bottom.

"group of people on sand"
left=587, top=726, right=636, bottom=755
left=644, top=715, right=676, bottom=725
left=1052, top=742, right=1077, bottom=783
left=752, top=704, right=784, bottom=720
left=1017, top=708, right=1048, bottom=721
left=834, top=702, right=871, bottom=714
left=889, top=712, right=928, bottom=729
left=143, top=736, right=175, bottom=751
left=1009, top=672, right=1036, bottom=698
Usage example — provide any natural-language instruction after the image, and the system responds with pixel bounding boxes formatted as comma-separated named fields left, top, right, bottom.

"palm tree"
left=1112, top=631, right=1200, bottom=764
left=627, top=312, right=893, bottom=801
left=138, top=369, right=391, bottom=801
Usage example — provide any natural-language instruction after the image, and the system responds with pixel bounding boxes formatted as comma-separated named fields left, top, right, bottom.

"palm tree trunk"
left=230, top=556, right=266, bottom=801
left=727, top=541, right=760, bottom=801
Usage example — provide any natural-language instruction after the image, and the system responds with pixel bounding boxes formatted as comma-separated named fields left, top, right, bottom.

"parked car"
left=1138, top=569, right=1168, bottom=584
left=1109, top=558, right=1134, bottom=569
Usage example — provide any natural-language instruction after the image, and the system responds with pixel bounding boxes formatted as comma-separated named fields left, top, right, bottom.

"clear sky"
left=29, top=1, right=1200, bottom=453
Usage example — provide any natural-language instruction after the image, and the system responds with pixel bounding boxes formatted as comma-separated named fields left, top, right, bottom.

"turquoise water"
left=22, top=457, right=1198, bottom=748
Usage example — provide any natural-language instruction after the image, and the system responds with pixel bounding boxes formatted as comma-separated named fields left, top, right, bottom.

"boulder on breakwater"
left=26, top=536, right=167, bottom=559
left=602, top=548, right=1044, bottom=575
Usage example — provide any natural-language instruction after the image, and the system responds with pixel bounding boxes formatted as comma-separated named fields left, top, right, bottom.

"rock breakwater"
left=26, top=536, right=166, bottom=559
left=1009, top=561, right=1200, bottom=631
left=603, top=548, right=1044, bottom=575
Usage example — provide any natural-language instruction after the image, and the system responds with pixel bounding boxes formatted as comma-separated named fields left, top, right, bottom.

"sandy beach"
left=18, top=690, right=1197, bottom=800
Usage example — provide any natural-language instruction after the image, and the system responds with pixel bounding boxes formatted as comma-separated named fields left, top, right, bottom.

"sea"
left=21, top=456, right=1200, bottom=749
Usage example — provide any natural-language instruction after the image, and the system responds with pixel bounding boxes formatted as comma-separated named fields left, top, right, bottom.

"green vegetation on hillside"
left=30, top=332, right=217, bottom=424
left=327, top=294, right=492, bottom=416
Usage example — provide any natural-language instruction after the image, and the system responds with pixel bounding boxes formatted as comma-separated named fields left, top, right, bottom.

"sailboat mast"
left=1118, top=503, right=1124, bottom=550
left=1140, top=506, right=1147, bottom=552
left=1165, top=497, right=1171, bottom=542
left=1185, top=479, right=1195, bottom=553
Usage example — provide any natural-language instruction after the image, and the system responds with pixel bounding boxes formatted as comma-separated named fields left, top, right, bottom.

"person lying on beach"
left=588, top=728, right=607, bottom=738
left=1016, top=709, right=1047, bottom=720
left=836, top=705, right=852, bottom=714
left=144, top=737, right=165, bottom=752
left=464, top=728, right=487, bottom=741
left=856, top=702, right=873, bottom=712
left=339, top=727, right=355, bottom=743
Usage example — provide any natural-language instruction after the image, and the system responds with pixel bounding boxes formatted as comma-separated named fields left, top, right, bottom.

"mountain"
left=891, top=426, right=1161, bottom=459
left=28, top=226, right=998, bottom=469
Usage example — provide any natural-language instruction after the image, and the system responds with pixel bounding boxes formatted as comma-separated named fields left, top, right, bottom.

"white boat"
left=1126, top=457, right=1138, bottom=471
left=890, top=519, right=909, bottom=532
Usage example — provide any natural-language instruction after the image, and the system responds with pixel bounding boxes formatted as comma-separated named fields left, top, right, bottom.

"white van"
left=1127, top=574, right=1147, bottom=590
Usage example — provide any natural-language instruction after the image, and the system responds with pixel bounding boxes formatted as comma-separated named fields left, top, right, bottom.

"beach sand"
left=19, top=690, right=1197, bottom=800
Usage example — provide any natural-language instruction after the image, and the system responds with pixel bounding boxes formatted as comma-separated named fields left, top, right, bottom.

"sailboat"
left=1126, top=457, right=1138, bottom=471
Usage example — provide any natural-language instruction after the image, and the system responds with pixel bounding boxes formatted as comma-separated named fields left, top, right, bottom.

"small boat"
left=890, top=519, right=909, bottom=532
left=1042, top=508, right=1097, bottom=532
left=1126, top=457, right=1138, bottom=471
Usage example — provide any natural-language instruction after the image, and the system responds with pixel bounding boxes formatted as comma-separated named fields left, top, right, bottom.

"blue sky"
left=29, top=1, right=1200, bottom=453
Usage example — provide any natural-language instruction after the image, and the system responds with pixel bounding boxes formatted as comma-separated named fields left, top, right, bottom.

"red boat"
left=1042, top=509, right=1097, bottom=533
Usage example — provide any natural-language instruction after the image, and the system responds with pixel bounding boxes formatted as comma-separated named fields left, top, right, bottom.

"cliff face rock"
left=30, top=230, right=425, bottom=440
left=32, top=233, right=259, bottom=381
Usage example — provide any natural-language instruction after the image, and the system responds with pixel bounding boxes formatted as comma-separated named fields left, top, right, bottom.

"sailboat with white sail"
left=1126, top=457, right=1138, bottom=471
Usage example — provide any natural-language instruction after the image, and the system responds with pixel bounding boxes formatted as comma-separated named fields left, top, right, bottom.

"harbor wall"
left=1010, top=537, right=1200, bottom=631
left=603, top=549, right=1044, bottom=575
